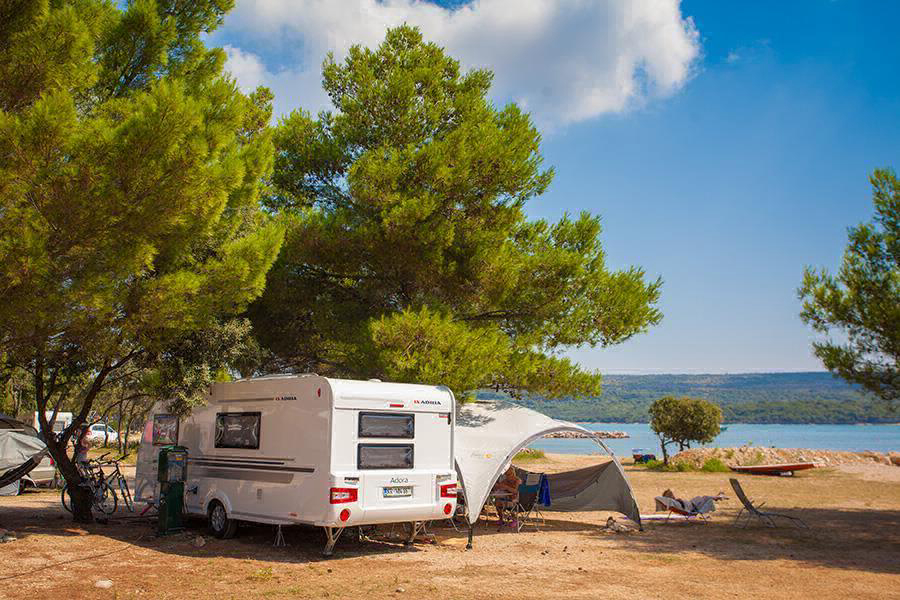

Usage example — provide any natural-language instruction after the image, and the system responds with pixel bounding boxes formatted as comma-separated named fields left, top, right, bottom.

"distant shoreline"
left=494, top=372, right=894, bottom=425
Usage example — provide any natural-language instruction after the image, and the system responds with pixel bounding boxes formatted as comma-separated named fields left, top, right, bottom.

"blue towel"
left=538, top=475, right=551, bottom=507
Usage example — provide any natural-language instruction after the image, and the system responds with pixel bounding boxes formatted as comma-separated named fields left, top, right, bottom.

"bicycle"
left=98, top=454, right=134, bottom=512
left=60, top=454, right=117, bottom=516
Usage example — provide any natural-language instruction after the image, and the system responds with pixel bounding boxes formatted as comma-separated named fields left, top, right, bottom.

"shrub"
left=642, top=459, right=695, bottom=472
left=700, top=458, right=730, bottom=473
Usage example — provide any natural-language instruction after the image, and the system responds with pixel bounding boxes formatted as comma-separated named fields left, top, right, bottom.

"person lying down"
left=655, top=489, right=728, bottom=514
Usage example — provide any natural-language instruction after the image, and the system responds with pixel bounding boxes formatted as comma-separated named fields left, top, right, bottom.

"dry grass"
left=1, top=454, right=898, bottom=599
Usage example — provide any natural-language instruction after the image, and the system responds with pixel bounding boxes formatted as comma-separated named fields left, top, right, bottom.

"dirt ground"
left=1, top=454, right=898, bottom=600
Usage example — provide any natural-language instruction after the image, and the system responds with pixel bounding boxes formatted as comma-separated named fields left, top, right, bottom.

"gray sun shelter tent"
left=454, top=400, right=641, bottom=546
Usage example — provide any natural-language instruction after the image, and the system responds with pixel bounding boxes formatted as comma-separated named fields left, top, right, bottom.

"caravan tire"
left=208, top=501, right=237, bottom=539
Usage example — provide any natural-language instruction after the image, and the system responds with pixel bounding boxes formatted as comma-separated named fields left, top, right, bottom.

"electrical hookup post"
left=157, top=446, right=188, bottom=535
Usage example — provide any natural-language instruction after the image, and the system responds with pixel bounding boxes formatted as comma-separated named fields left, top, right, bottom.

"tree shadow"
left=592, top=506, right=900, bottom=575
left=0, top=499, right=455, bottom=570
left=455, top=398, right=520, bottom=427
left=3, top=497, right=898, bottom=577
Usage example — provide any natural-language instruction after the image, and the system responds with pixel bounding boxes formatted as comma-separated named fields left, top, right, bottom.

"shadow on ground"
left=2, top=490, right=899, bottom=580
left=594, top=506, right=900, bottom=575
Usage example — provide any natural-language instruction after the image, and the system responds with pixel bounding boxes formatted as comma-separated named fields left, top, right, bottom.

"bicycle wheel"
left=95, top=482, right=118, bottom=515
left=118, top=478, right=134, bottom=512
left=61, top=484, right=73, bottom=513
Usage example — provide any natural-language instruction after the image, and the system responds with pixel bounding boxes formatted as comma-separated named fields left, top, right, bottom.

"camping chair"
left=729, top=478, right=809, bottom=529
left=513, top=473, right=547, bottom=532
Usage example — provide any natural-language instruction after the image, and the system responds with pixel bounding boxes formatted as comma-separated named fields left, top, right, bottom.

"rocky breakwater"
left=673, top=446, right=900, bottom=469
left=544, top=430, right=629, bottom=439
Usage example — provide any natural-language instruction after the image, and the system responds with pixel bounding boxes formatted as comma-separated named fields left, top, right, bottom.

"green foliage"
left=370, top=307, right=509, bottom=398
left=649, top=396, right=722, bottom=464
left=642, top=459, right=694, bottom=472
left=506, top=372, right=894, bottom=424
left=250, top=25, right=662, bottom=397
left=799, top=169, right=899, bottom=404
left=700, top=458, right=730, bottom=473
left=0, top=0, right=281, bottom=521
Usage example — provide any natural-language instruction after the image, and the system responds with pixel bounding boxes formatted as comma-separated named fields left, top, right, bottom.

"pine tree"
left=251, top=26, right=662, bottom=398
left=0, top=0, right=282, bottom=522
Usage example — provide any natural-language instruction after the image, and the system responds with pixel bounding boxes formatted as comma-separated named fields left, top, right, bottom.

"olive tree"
left=649, top=396, right=723, bottom=464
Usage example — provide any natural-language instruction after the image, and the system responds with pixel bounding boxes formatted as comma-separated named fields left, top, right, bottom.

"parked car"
left=85, top=423, right=119, bottom=444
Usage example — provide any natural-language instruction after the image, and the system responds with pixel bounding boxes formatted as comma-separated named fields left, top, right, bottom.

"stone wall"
left=673, top=446, right=900, bottom=469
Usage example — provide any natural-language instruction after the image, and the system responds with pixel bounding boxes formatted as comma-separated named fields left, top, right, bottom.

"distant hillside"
left=481, top=372, right=896, bottom=424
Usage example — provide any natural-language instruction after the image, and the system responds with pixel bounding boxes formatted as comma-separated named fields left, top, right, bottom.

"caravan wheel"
left=208, top=501, right=237, bottom=539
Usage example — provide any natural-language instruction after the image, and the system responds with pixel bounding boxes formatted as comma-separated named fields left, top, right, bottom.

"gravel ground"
left=1, top=454, right=898, bottom=600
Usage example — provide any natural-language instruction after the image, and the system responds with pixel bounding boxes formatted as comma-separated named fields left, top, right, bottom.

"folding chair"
left=514, top=473, right=546, bottom=532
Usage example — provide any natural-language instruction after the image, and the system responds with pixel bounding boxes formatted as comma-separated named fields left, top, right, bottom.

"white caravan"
left=135, top=375, right=457, bottom=554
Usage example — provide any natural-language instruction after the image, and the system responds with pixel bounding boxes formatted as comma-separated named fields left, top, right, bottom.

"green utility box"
left=157, top=445, right=188, bottom=535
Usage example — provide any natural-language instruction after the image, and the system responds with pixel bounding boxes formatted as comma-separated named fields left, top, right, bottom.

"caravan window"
left=358, top=412, right=414, bottom=439
left=357, top=444, right=414, bottom=470
left=215, top=412, right=261, bottom=449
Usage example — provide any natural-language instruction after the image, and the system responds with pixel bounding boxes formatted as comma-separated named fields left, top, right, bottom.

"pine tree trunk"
left=116, top=402, right=124, bottom=455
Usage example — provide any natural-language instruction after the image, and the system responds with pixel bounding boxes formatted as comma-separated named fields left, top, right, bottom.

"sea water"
left=528, top=423, right=900, bottom=456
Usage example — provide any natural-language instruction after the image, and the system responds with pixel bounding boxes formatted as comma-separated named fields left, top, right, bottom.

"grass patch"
left=700, top=458, right=730, bottom=472
left=247, top=567, right=275, bottom=582
left=86, top=446, right=138, bottom=465
left=639, top=457, right=730, bottom=473
left=514, top=448, right=545, bottom=460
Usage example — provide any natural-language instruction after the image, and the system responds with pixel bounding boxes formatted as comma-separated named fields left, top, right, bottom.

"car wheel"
left=208, top=500, right=237, bottom=539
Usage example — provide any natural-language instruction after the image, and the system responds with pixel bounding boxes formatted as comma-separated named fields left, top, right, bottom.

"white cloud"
left=220, top=0, right=700, bottom=128
left=223, top=45, right=267, bottom=90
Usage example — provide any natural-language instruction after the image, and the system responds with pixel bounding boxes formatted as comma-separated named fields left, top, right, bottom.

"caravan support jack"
left=323, top=526, right=344, bottom=557
left=404, top=521, right=423, bottom=546
left=273, top=525, right=286, bottom=547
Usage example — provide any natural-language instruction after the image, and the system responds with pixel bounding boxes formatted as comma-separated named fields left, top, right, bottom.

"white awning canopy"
left=454, top=400, right=641, bottom=526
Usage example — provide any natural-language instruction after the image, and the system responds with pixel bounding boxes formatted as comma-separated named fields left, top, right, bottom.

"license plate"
left=383, top=486, right=412, bottom=498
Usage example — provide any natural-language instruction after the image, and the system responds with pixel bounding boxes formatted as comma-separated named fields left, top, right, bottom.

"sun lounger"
left=729, top=478, right=809, bottom=529
left=653, top=495, right=713, bottom=522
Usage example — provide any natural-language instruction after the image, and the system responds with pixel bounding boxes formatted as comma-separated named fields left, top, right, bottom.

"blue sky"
left=212, top=1, right=900, bottom=374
